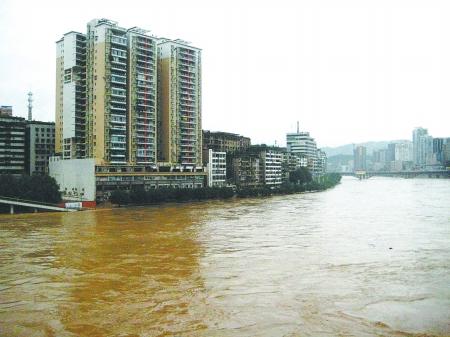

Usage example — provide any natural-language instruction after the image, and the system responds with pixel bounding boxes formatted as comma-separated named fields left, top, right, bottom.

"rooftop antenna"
left=27, top=92, right=33, bottom=121
left=297, top=121, right=299, bottom=133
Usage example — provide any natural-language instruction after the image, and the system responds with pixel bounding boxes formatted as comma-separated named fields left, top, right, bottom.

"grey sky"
left=0, top=0, right=449, bottom=147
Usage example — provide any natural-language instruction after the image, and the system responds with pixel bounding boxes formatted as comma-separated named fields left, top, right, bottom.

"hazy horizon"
left=1, top=0, right=449, bottom=148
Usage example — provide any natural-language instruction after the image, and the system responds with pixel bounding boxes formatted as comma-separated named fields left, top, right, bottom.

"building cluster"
left=203, top=124, right=327, bottom=190
left=371, top=141, right=414, bottom=172
left=352, top=127, right=450, bottom=173
left=412, top=127, right=449, bottom=170
left=0, top=104, right=55, bottom=176
left=1, top=19, right=328, bottom=205
left=50, top=19, right=205, bottom=203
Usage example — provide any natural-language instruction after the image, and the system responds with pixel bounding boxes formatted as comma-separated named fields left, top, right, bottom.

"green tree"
left=289, top=167, right=312, bottom=185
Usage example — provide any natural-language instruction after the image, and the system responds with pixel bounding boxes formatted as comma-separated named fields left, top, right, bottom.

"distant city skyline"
left=1, top=0, right=450, bottom=148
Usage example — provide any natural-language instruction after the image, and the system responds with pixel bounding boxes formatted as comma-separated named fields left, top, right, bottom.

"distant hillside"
left=322, top=140, right=407, bottom=157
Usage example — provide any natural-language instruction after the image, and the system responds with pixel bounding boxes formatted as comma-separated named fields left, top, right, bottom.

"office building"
left=26, top=121, right=55, bottom=175
left=286, top=123, right=324, bottom=175
left=158, top=39, right=202, bottom=167
left=0, top=115, right=26, bottom=175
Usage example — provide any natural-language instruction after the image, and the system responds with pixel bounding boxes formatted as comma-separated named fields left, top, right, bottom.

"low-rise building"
left=206, top=149, right=226, bottom=187
left=0, top=115, right=26, bottom=175
left=49, top=157, right=96, bottom=203
left=49, top=157, right=207, bottom=203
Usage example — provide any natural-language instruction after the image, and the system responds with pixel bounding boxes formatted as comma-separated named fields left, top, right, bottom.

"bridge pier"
left=10, top=205, right=14, bottom=214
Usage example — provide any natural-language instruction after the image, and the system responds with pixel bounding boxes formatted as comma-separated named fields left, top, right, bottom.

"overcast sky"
left=0, top=0, right=449, bottom=147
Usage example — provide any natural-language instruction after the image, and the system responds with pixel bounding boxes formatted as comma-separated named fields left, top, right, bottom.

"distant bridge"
left=336, top=170, right=450, bottom=179
left=0, top=196, right=76, bottom=214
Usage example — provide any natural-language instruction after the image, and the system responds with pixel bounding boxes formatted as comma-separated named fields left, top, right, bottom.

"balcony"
left=111, top=58, right=127, bottom=66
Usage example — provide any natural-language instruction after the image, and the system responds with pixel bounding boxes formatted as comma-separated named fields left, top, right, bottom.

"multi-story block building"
left=0, top=115, right=26, bottom=175
left=317, top=149, right=327, bottom=174
left=443, top=139, right=450, bottom=167
left=260, top=148, right=283, bottom=187
left=232, top=146, right=283, bottom=188
left=282, top=152, right=308, bottom=181
left=202, top=131, right=250, bottom=157
left=394, top=141, right=413, bottom=162
left=232, top=154, right=261, bottom=188
left=158, top=39, right=202, bottom=167
left=25, top=121, right=55, bottom=175
left=0, top=106, right=13, bottom=116
left=206, top=149, right=226, bottom=187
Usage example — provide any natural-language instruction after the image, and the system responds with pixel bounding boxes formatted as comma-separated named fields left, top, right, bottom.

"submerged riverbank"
left=109, top=173, right=342, bottom=206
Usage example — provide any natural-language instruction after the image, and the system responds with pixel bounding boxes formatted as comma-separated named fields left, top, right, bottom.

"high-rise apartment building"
left=412, top=127, right=433, bottom=168
left=56, top=19, right=189, bottom=167
left=353, top=146, right=367, bottom=172
left=85, top=19, right=129, bottom=164
left=127, top=28, right=158, bottom=165
left=55, top=31, right=87, bottom=159
left=158, top=39, right=202, bottom=167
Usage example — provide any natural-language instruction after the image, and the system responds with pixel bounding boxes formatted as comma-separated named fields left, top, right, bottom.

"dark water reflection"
left=0, top=177, right=449, bottom=336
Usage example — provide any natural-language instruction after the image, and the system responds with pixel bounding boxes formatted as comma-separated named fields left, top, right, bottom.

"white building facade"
left=261, top=149, right=283, bottom=187
left=207, top=149, right=226, bottom=187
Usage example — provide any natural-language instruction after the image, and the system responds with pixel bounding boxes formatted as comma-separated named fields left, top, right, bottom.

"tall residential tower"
left=158, top=39, right=202, bottom=167
left=55, top=31, right=86, bottom=159
left=56, top=20, right=200, bottom=168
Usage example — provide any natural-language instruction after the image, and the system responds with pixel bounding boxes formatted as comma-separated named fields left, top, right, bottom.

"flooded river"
left=0, top=177, right=449, bottom=336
